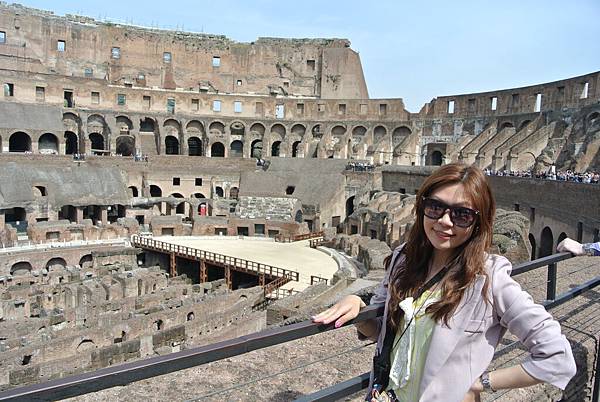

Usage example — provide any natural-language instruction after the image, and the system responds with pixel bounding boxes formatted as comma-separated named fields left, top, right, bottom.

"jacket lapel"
left=419, top=274, right=486, bottom=395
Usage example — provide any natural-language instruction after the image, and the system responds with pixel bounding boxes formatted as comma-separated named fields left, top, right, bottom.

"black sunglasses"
left=421, top=197, right=479, bottom=228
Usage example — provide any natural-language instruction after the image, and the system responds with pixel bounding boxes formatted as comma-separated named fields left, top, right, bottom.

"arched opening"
left=271, top=141, right=281, bottom=157
left=292, top=141, right=301, bottom=157
left=271, top=124, right=286, bottom=137
left=79, top=254, right=93, bottom=269
left=64, top=131, right=78, bottom=155
left=211, top=142, right=225, bottom=157
left=187, top=312, right=195, bottom=321
left=528, top=233, right=536, bottom=260
left=518, top=120, right=532, bottom=131
left=188, top=137, right=203, bottom=156
left=499, top=122, right=514, bottom=130
left=209, top=121, right=225, bottom=135
left=295, top=210, right=303, bottom=223
left=140, top=118, right=156, bottom=132
left=38, top=133, right=59, bottom=154
left=215, top=186, right=224, bottom=198
left=116, top=116, right=133, bottom=135
left=33, top=186, right=46, bottom=197
left=230, top=122, right=245, bottom=136
left=116, top=136, right=135, bottom=156
left=557, top=232, right=568, bottom=249
left=431, top=151, right=443, bottom=166
left=540, top=227, right=554, bottom=258
left=250, top=123, right=265, bottom=136
left=331, top=125, right=346, bottom=137
left=11, top=261, right=32, bottom=276
left=165, top=136, right=180, bottom=155
left=251, top=140, right=263, bottom=158
left=9, top=132, right=32, bottom=152
left=230, top=140, right=243, bottom=157
left=89, top=133, right=105, bottom=153
left=176, top=202, right=186, bottom=214
left=392, top=126, right=411, bottom=146
left=46, top=257, right=67, bottom=271
left=153, top=320, right=164, bottom=331
left=373, top=126, right=387, bottom=143
left=193, top=193, right=206, bottom=199
left=230, top=187, right=239, bottom=199
left=150, top=185, right=162, bottom=197
left=128, top=186, right=139, bottom=197
left=587, top=112, right=600, bottom=125
left=345, top=196, right=355, bottom=217
left=5, top=207, right=26, bottom=228
left=291, top=124, right=306, bottom=137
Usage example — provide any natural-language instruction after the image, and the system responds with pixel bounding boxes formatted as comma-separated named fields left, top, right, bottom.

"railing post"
left=546, top=262, right=557, bottom=301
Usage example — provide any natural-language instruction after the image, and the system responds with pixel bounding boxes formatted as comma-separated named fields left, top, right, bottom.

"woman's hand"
left=557, top=238, right=585, bottom=255
left=312, top=295, right=365, bottom=328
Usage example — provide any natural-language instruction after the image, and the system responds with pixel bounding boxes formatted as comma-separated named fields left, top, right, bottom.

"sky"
left=12, top=0, right=600, bottom=112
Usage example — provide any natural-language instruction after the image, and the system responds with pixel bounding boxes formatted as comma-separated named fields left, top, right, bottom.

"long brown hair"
left=388, top=163, right=496, bottom=329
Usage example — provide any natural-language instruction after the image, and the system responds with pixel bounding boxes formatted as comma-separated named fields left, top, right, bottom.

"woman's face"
left=423, top=183, right=476, bottom=257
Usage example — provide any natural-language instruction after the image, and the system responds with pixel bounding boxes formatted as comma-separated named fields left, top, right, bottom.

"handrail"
left=1, top=252, right=598, bottom=401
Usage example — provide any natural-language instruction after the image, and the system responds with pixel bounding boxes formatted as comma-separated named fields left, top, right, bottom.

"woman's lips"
left=434, top=230, right=454, bottom=240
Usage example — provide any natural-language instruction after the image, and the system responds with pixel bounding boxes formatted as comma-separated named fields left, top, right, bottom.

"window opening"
left=36, top=86, right=45, bottom=102
left=163, top=52, right=172, bottom=63
left=447, top=100, right=455, bottom=114
left=234, top=101, right=242, bottom=113
left=213, top=100, right=221, bottom=112
left=212, top=56, right=221, bottom=67
left=111, top=47, right=120, bottom=59
left=63, top=90, right=73, bottom=107
left=57, top=40, right=65, bottom=52
left=91, top=91, right=100, bottom=104
left=534, top=93, right=542, bottom=112
left=117, top=93, right=126, bottom=106
left=581, top=82, right=589, bottom=99
left=490, top=96, right=497, bottom=111
left=4, top=83, right=14, bottom=97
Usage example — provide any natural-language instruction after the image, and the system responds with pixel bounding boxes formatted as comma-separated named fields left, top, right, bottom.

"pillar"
left=199, top=260, right=207, bottom=283
left=225, top=266, right=231, bottom=289
left=170, top=253, right=176, bottom=277
left=100, top=207, right=108, bottom=225
left=76, top=207, right=84, bottom=224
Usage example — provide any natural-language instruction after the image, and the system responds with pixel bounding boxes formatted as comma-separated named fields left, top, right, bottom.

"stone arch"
left=392, top=126, right=411, bottom=146
left=211, top=142, right=225, bottom=157
left=230, top=140, right=244, bottom=157
left=291, top=124, right=306, bottom=137
left=46, top=257, right=67, bottom=271
left=9, top=132, right=32, bottom=152
left=163, top=119, right=181, bottom=134
left=186, top=120, right=205, bottom=136
left=116, top=136, right=135, bottom=156
left=431, top=150, right=443, bottom=166
left=209, top=121, right=225, bottom=135
left=352, top=126, right=367, bottom=137
left=11, top=261, right=32, bottom=276
left=271, top=123, right=286, bottom=138
left=165, top=135, right=180, bottom=155
left=150, top=185, right=162, bottom=197
left=230, top=121, right=245, bottom=136
left=76, top=339, right=96, bottom=352
left=249, top=123, right=266, bottom=136
left=540, top=226, right=554, bottom=258
left=230, top=187, right=239, bottom=199
left=556, top=232, right=568, bottom=249
left=346, top=196, right=355, bottom=217
left=64, top=131, right=78, bottom=155
left=87, top=114, right=107, bottom=148
left=128, top=186, right=139, bottom=197
left=499, top=121, right=514, bottom=130
left=251, top=139, right=263, bottom=158
left=312, top=124, right=323, bottom=138
left=331, top=125, right=346, bottom=137
left=373, top=126, right=387, bottom=144
left=587, top=111, right=600, bottom=126
left=193, top=192, right=206, bottom=199
left=79, top=254, right=93, bottom=269
left=271, top=141, right=281, bottom=157
left=215, top=186, right=224, bottom=198
left=38, top=133, right=59, bottom=154
left=518, top=120, right=532, bottom=131
left=32, top=186, right=46, bottom=197
left=140, top=117, right=156, bottom=133
left=62, top=112, right=80, bottom=133
left=528, top=233, right=536, bottom=260
left=188, top=137, right=203, bottom=156
left=88, top=133, right=105, bottom=153
left=116, top=115, right=133, bottom=135
left=292, top=141, right=302, bottom=157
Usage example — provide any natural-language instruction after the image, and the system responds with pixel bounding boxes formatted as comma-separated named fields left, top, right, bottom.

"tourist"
left=313, top=163, right=575, bottom=402
left=557, top=237, right=600, bottom=256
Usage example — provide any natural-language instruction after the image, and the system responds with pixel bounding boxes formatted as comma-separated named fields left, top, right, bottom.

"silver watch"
left=480, top=371, right=496, bottom=392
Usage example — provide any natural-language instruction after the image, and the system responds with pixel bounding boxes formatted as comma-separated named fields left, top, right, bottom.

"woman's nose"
left=438, top=209, right=454, bottom=226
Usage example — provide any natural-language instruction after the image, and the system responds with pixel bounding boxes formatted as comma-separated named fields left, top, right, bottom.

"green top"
left=387, top=289, right=441, bottom=401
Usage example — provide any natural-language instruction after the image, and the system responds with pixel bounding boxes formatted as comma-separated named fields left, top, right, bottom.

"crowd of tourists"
left=346, top=161, right=375, bottom=171
left=484, top=168, right=599, bottom=183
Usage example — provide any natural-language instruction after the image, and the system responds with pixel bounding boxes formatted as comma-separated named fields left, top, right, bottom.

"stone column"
left=100, top=207, right=108, bottom=225
left=76, top=207, right=84, bottom=224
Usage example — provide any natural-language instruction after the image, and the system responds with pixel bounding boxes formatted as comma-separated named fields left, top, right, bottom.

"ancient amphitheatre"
left=0, top=2, right=598, bottom=401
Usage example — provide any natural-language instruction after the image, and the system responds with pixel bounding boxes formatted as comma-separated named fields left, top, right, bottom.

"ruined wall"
left=0, top=4, right=367, bottom=99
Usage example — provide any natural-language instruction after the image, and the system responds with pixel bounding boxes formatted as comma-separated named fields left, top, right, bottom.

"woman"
left=313, top=163, right=576, bottom=402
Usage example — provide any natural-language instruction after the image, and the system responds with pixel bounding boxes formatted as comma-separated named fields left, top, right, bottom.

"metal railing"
left=131, top=234, right=299, bottom=282
left=274, top=231, right=324, bottom=243
left=1, top=251, right=598, bottom=401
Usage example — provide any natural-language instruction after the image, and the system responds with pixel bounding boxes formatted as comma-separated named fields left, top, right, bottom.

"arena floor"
left=153, top=236, right=339, bottom=291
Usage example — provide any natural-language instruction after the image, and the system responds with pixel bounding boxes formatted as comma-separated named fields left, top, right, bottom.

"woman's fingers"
left=312, top=296, right=361, bottom=325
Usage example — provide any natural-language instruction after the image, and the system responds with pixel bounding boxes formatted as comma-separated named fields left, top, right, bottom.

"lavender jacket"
left=364, top=247, right=576, bottom=401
